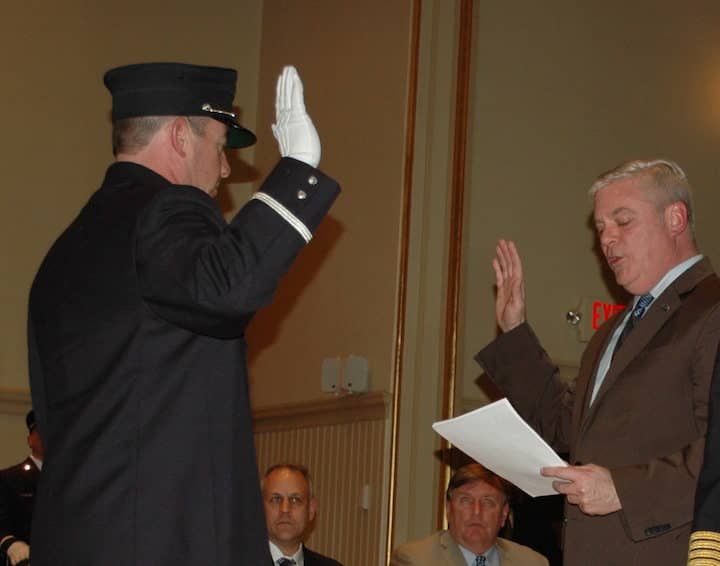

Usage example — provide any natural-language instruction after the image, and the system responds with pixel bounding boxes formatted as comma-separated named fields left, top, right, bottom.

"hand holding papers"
left=432, top=398, right=567, bottom=496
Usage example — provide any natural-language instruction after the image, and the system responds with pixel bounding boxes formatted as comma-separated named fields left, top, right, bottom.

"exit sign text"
left=592, top=301, right=625, bottom=330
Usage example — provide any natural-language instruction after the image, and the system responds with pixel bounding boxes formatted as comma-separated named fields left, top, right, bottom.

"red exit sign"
left=592, top=301, right=625, bottom=330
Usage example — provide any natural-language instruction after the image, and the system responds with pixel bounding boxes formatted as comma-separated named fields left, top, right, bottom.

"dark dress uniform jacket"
left=477, top=259, right=720, bottom=566
left=689, top=345, right=720, bottom=563
left=28, top=158, right=339, bottom=566
left=0, top=457, right=39, bottom=549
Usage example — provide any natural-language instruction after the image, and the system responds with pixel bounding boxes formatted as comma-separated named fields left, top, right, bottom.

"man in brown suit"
left=476, top=159, right=720, bottom=565
left=391, top=464, right=548, bottom=566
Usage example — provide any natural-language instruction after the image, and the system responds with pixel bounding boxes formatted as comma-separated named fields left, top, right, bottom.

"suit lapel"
left=496, top=538, right=510, bottom=565
left=497, top=537, right=524, bottom=566
left=578, top=258, right=713, bottom=436
left=576, top=314, right=622, bottom=415
left=568, top=311, right=622, bottom=447
left=440, top=530, right=470, bottom=566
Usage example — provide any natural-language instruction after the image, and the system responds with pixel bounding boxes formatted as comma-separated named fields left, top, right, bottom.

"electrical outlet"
left=321, top=357, right=341, bottom=393
left=343, top=355, right=369, bottom=393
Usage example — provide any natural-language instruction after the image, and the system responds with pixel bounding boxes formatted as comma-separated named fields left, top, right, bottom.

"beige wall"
left=392, top=0, right=459, bottom=549
left=247, top=0, right=414, bottom=408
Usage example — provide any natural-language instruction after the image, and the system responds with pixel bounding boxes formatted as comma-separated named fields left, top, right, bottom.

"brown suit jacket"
left=476, top=258, right=720, bottom=566
left=390, top=530, right=549, bottom=566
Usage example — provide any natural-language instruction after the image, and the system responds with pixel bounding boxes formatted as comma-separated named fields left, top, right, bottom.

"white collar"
left=269, top=540, right=304, bottom=566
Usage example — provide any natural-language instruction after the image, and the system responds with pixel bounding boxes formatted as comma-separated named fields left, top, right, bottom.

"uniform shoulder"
left=0, top=458, right=32, bottom=478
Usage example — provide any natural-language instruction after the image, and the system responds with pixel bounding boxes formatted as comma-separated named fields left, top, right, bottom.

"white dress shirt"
left=269, top=540, right=304, bottom=566
left=458, top=541, right=500, bottom=566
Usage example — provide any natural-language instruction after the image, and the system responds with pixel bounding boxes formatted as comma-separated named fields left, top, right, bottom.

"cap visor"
left=226, top=126, right=256, bottom=149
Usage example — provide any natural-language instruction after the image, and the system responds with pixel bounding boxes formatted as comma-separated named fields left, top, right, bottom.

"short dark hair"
left=26, top=410, right=36, bottom=433
left=262, top=463, right=314, bottom=499
left=111, top=115, right=207, bottom=156
left=446, top=463, right=512, bottom=503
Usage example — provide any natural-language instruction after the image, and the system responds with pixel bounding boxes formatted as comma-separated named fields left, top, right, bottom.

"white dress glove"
left=7, top=540, right=30, bottom=565
left=272, top=65, right=321, bottom=168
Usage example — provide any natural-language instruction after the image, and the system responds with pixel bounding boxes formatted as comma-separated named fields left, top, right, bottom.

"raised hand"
left=492, top=239, right=526, bottom=332
left=271, top=66, right=321, bottom=168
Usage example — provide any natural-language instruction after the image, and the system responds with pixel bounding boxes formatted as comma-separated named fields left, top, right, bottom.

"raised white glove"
left=272, top=65, right=321, bottom=168
left=7, top=540, right=30, bottom=565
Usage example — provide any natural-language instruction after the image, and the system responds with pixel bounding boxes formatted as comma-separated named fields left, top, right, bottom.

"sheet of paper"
left=432, top=398, right=567, bottom=497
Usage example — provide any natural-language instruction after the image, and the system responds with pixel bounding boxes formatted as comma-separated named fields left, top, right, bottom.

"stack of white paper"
left=432, top=398, right=567, bottom=497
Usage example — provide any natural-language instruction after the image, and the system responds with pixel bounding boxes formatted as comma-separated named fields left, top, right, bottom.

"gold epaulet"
left=688, top=530, right=720, bottom=565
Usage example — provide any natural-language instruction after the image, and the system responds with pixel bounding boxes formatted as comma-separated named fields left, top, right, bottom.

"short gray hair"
left=111, top=115, right=208, bottom=156
left=589, top=158, right=695, bottom=232
left=262, top=463, right=314, bottom=499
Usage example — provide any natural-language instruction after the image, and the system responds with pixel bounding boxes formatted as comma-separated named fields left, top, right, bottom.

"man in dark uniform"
left=0, top=410, right=42, bottom=566
left=27, top=63, right=340, bottom=566
left=688, top=346, right=720, bottom=564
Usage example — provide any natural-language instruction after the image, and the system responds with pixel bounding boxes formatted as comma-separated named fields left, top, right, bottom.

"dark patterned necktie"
left=474, top=555, right=487, bottom=566
left=278, top=559, right=296, bottom=566
left=614, top=293, right=653, bottom=355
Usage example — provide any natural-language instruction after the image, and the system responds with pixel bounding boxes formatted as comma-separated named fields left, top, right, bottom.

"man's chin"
left=273, top=525, right=299, bottom=536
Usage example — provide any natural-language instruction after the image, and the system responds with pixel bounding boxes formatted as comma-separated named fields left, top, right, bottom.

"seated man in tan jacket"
left=391, top=464, right=548, bottom=566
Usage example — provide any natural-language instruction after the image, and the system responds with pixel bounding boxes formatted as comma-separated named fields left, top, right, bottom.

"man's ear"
left=500, top=502, right=510, bottom=527
left=169, top=117, right=190, bottom=157
left=308, top=497, right=317, bottom=522
left=665, top=201, right=689, bottom=236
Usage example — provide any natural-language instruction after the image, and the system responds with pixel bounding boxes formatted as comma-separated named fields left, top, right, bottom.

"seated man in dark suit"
left=262, top=464, right=344, bottom=566
left=0, top=410, right=43, bottom=566
left=391, top=464, right=548, bottom=566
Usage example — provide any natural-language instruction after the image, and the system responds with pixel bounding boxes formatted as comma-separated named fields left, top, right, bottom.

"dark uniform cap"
left=26, top=410, right=36, bottom=432
left=103, top=62, right=256, bottom=149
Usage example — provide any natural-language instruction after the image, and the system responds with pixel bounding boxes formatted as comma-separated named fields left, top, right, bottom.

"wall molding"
left=0, top=388, right=31, bottom=416
left=0, top=389, right=391, bottom=428
left=252, top=390, right=390, bottom=433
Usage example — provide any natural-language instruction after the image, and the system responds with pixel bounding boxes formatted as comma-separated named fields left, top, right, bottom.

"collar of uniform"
left=102, top=161, right=174, bottom=192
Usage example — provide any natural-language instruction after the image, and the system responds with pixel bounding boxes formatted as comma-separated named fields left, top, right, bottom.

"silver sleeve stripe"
left=251, top=192, right=312, bottom=243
